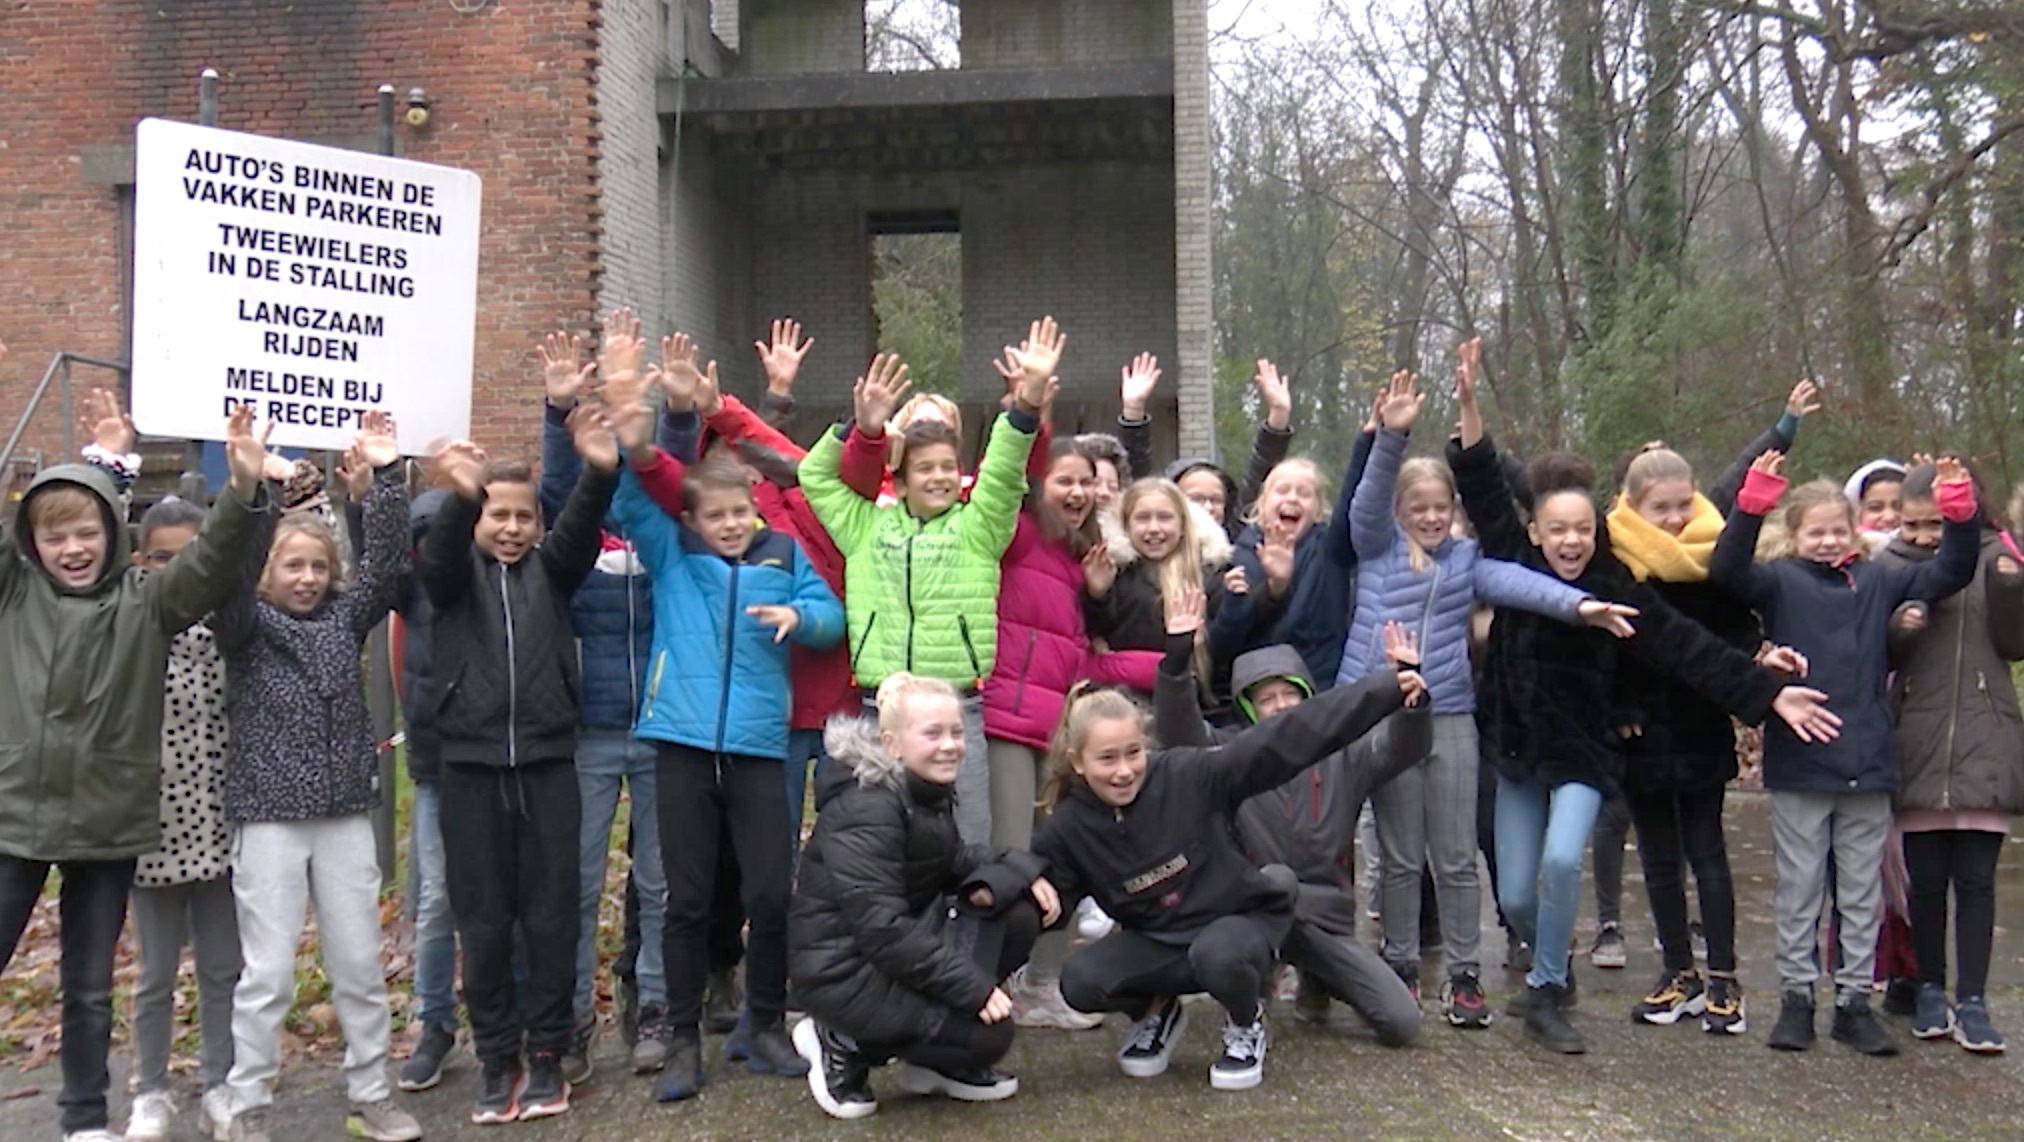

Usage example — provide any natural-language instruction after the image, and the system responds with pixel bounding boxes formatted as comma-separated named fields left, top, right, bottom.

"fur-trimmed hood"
left=1099, top=499, right=1233, bottom=569
left=822, top=713, right=904, bottom=791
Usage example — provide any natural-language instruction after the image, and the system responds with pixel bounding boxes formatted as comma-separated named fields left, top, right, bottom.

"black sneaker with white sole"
left=397, top=1024, right=457, bottom=1092
left=470, top=1061, right=524, bottom=1126
left=895, top=1062, right=1019, bottom=1101
left=1210, top=1009, right=1268, bottom=1090
left=792, top=1018, right=877, bottom=1120
left=518, top=1050, right=571, bottom=1121
left=1118, top=1000, right=1189, bottom=1079
left=1441, top=971, right=1492, bottom=1029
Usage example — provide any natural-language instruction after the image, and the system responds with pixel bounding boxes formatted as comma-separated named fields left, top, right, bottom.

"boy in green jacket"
left=0, top=392, right=273, bottom=1142
left=800, top=319, right=1061, bottom=844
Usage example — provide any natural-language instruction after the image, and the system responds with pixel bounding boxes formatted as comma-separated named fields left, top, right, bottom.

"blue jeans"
left=786, top=727, right=825, bottom=855
left=577, top=730, right=666, bottom=1016
left=1493, top=774, right=1604, bottom=990
left=409, top=781, right=460, bottom=1034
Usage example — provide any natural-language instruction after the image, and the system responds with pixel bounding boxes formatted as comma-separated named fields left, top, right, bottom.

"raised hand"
left=1383, top=622, right=1427, bottom=705
left=1772, top=686, right=1843, bottom=744
left=1455, top=337, right=1485, bottom=447
left=262, top=451, right=297, bottom=483
left=1163, top=587, right=1208, bottom=638
left=1254, top=359, right=1292, bottom=430
left=1378, top=369, right=1424, bottom=434
left=747, top=604, right=800, bottom=644
left=79, top=388, right=137, bottom=455
left=1082, top=543, right=1118, bottom=600
left=435, top=441, right=487, bottom=500
left=853, top=353, right=912, bottom=434
left=694, top=358, right=724, bottom=419
left=539, top=331, right=595, bottom=410
left=1121, top=352, right=1162, bottom=419
left=354, top=410, right=401, bottom=469
left=568, top=404, right=620, bottom=473
left=224, top=404, right=275, bottom=497
left=1750, top=450, right=1785, bottom=479
left=1785, top=379, right=1822, bottom=419
left=336, top=444, right=372, bottom=502
left=1935, top=455, right=1974, bottom=497
left=1007, top=316, right=1064, bottom=410
left=1578, top=599, right=1640, bottom=639
left=598, top=307, right=647, bottom=404
left=652, top=332, right=703, bottom=413
left=610, top=400, right=656, bottom=463
left=755, top=318, right=812, bottom=397
left=1258, top=530, right=1295, bottom=598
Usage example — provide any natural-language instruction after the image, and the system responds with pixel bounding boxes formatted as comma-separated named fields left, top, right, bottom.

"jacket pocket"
left=1009, top=630, right=1038, bottom=715
left=852, top=613, right=880, bottom=668
left=434, top=664, right=465, bottom=716
left=957, top=615, right=984, bottom=686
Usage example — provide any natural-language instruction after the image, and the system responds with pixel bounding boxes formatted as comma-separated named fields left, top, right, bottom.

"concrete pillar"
left=1171, top=0, right=1214, bottom=457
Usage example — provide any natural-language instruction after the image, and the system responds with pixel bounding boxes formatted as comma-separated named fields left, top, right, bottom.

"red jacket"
left=982, top=510, right=1161, bottom=749
left=675, top=396, right=857, bottom=730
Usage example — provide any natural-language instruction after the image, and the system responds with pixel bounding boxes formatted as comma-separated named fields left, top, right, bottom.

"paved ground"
left=6, top=792, right=2024, bottom=1141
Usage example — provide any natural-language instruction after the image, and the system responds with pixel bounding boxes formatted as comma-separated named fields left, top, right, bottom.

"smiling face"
left=1528, top=489, right=1598, bottom=581
left=261, top=529, right=336, bottom=615
left=1258, top=466, right=1321, bottom=542
left=1126, top=488, right=1184, bottom=562
left=1897, top=496, right=1942, bottom=551
left=1396, top=474, right=1456, bottom=552
left=31, top=506, right=108, bottom=590
left=1042, top=453, right=1095, bottom=531
left=682, top=485, right=757, bottom=560
left=882, top=692, right=966, bottom=786
left=475, top=479, right=542, bottom=565
left=1072, top=714, right=1150, bottom=807
left=1092, top=458, right=1122, bottom=509
left=1858, top=479, right=1903, bottom=535
left=898, top=442, right=962, bottom=521
left=1632, top=476, right=1697, bottom=537
left=1795, top=501, right=1856, bottom=565
left=1245, top=677, right=1306, bottom=722
left=1176, top=469, right=1228, bottom=525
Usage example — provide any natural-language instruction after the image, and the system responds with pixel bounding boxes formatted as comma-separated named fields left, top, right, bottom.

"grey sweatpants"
left=1285, top=919, right=1421, bottom=1045
left=1771, top=789, right=1891, bottom=1003
left=1371, top=714, right=1481, bottom=978
left=986, top=739, right=1044, bottom=850
left=131, top=876, right=240, bottom=1093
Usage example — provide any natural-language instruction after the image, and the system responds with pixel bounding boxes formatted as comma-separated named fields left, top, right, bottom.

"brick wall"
left=0, top=0, right=602, bottom=467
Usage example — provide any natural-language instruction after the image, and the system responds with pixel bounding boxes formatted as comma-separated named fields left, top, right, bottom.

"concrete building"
left=0, top=0, right=1210, bottom=468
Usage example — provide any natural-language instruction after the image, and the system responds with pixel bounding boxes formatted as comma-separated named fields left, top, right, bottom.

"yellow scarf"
left=1608, top=492, right=1725, bottom=582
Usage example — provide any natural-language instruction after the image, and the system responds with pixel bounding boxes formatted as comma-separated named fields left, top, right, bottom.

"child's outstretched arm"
left=1117, top=352, right=1160, bottom=482
left=607, top=400, right=682, bottom=573
left=1235, top=359, right=1295, bottom=522
left=1709, top=451, right=1785, bottom=609
left=1708, top=380, right=1818, bottom=515
left=151, top=404, right=278, bottom=636
left=536, top=330, right=596, bottom=524
left=1447, top=433, right=1527, bottom=563
left=783, top=544, right=845, bottom=650
left=800, top=355, right=906, bottom=550
left=1471, top=555, right=1637, bottom=637
left=1151, top=590, right=1216, bottom=748
left=333, top=412, right=413, bottom=639
left=962, top=318, right=1060, bottom=560
left=1891, top=457, right=1984, bottom=606
left=540, top=406, right=623, bottom=598
left=419, top=442, right=486, bottom=609
left=1349, top=371, right=1422, bottom=562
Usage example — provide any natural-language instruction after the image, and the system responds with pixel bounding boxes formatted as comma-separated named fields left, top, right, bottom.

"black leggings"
left=860, top=900, right=1041, bottom=1073
left=1060, top=909, right=1292, bottom=1025
left=1626, top=785, right=1736, bottom=974
left=1903, top=830, right=2004, bottom=999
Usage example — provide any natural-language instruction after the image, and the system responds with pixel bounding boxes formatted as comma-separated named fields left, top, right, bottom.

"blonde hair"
left=1622, top=444, right=1695, bottom=505
left=886, top=394, right=963, bottom=470
left=1759, top=478, right=1860, bottom=562
left=1244, top=457, right=1332, bottom=527
left=259, top=513, right=345, bottom=605
left=24, top=484, right=102, bottom=533
left=1394, top=457, right=1457, bottom=574
left=1120, top=479, right=1212, bottom=681
left=1040, top=684, right=1151, bottom=811
left=874, top=671, right=959, bottom=738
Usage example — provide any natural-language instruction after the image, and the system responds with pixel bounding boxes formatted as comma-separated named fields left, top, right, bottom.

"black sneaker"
left=1504, top=929, right=1533, bottom=974
left=1702, top=973, right=1746, bottom=1035
left=1389, top=960, right=1421, bottom=1003
left=1293, top=975, right=1331, bottom=1025
left=742, top=1024, right=812, bottom=1077
left=1953, top=997, right=2006, bottom=1054
left=397, top=1023, right=457, bottom=1092
left=704, top=969, right=743, bottom=1035
left=1209, top=1009, right=1268, bottom=1091
left=653, top=1032, right=707, bottom=1102
left=1766, top=991, right=1815, bottom=1052
left=792, top=1018, right=877, bottom=1120
left=895, top=1061, right=1019, bottom=1101
left=1912, top=982, right=1955, bottom=1040
left=632, top=1003, right=671, bottom=1074
left=617, top=969, right=640, bottom=1048
left=560, top=1014, right=594, bottom=1085
left=1632, top=969, right=1706, bottom=1026
left=1118, top=999, right=1189, bottom=1078
left=518, top=1050, right=571, bottom=1121
left=1588, top=923, right=1627, bottom=970
left=1522, top=983, right=1585, bottom=1054
left=1441, top=971, right=1492, bottom=1029
left=1831, top=997, right=1899, bottom=1056
left=470, top=1059, right=524, bottom=1125
left=1881, top=976, right=1919, bottom=1018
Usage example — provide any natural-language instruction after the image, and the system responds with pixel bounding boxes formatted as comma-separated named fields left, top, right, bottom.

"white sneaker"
left=200, top=1088, right=234, bottom=1142
left=1010, top=967, right=1105, bottom=1031
left=123, top=1091, right=174, bottom=1142
left=65, top=1131, right=125, bottom=1142
left=1210, top=1012, right=1268, bottom=1091
left=1074, top=898, right=1116, bottom=941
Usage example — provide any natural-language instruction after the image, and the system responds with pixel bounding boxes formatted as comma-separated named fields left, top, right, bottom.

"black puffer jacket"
left=1451, top=436, right=1782, bottom=798
left=1032, top=668, right=1404, bottom=945
left=215, top=465, right=408, bottom=822
left=419, top=466, right=617, bottom=768
left=398, top=489, right=450, bottom=783
left=789, top=717, right=1042, bottom=1045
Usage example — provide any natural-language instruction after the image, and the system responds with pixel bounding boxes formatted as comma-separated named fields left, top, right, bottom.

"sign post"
left=130, top=117, right=481, bottom=454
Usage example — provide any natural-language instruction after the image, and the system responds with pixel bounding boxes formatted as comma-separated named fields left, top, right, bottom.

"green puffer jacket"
left=0, top=464, right=269, bottom=862
left=802, top=409, right=1037, bottom=689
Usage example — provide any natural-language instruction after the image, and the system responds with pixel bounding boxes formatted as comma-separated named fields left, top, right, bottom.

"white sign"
left=131, top=117, right=482, bottom=453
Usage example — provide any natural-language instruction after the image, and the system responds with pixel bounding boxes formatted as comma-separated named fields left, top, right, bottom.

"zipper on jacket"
left=626, top=532, right=641, bottom=724
left=716, top=558, right=742, bottom=755
left=905, top=534, right=917, bottom=673
left=958, top=614, right=984, bottom=692
left=501, top=564, right=518, bottom=767
left=1010, top=630, right=1038, bottom=715
left=1412, top=559, right=1441, bottom=676
left=850, top=613, right=879, bottom=687
left=646, top=649, right=668, bottom=708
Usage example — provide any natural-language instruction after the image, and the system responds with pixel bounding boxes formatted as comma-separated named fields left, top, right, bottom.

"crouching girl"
left=789, top=674, right=1063, bottom=1121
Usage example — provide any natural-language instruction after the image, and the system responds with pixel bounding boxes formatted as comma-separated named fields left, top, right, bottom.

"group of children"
left=0, top=314, right=2018, bottom=1139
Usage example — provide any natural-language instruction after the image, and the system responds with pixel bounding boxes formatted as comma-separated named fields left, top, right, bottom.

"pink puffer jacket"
left=982, top=511, right=1161, bottom=749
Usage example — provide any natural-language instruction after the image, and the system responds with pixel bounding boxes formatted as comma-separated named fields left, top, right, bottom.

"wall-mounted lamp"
left=405, top=88, right=431, bottom=129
